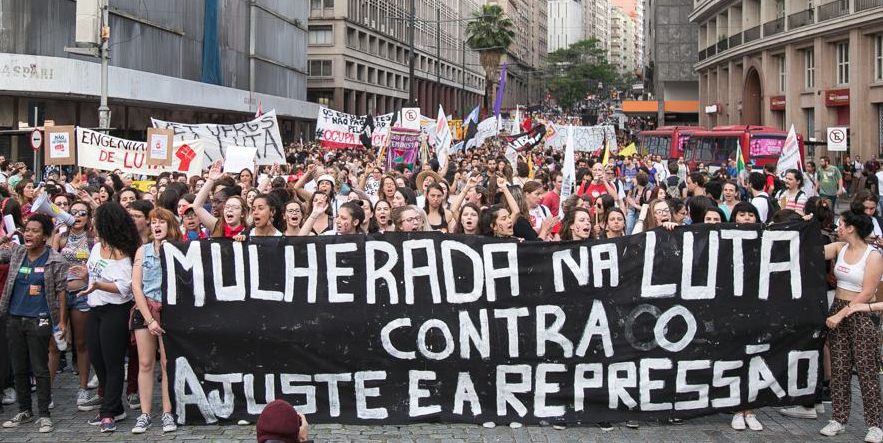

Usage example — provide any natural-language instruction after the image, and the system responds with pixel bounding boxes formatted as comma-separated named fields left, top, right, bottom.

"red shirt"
left=541, top=191, right=561, bottom=217
left=582, top=182, right=609, bottom=204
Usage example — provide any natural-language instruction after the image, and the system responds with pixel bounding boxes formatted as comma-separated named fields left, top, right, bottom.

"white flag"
left=511, top=107, right=521, bottom=134
left=559, top=124, right=576, bottom=216
left=776, top=124, right=801, bottom=179
left=434, top=105, right=453, bottom=170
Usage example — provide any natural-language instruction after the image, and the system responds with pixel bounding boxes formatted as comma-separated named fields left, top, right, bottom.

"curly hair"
left=253, top=193, right=285, bottom=232
left=94, top=202, right=140, bottom=259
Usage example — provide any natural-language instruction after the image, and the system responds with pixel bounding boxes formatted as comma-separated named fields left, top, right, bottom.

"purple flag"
left=493, top=63, right=507, bottom=117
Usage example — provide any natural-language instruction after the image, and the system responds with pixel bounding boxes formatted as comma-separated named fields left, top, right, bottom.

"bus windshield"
left=642, top=135, right=672, bottom=157
left=685, top=136, right=738, bottom=164
left=749, top=135, right=786, bottom=158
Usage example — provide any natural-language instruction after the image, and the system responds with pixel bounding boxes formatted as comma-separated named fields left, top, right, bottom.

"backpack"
left=665, top=176, right=682, bottom=199
left=771, top=177, right=786, bottom=196
left=761, top=195, right=781, bottom=223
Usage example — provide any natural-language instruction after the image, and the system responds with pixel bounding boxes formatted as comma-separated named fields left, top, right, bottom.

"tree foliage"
left=545, top=39, right=618, bottom=111
left=466, top=4, right=515, bottom=115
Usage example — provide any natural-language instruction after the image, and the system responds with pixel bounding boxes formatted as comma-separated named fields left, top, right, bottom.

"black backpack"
left=761, top=195, right=781, bottom=223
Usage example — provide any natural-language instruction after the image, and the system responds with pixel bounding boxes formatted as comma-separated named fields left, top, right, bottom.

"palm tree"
left=466, top=4, right=515, bottom=117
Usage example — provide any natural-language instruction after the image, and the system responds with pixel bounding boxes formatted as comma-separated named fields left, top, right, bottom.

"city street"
left=0, top=369, right=876, bottom=442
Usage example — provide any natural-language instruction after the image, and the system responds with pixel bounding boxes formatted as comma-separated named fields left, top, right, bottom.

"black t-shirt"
left=513, top=216, right=539, bottom=241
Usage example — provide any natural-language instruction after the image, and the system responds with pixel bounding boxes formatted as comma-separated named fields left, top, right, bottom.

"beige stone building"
left=306, top=0, right=486, bottom=117
left=586, top=0, right=612, bottom=50
left=610, top=6, right=640, bottom=74
left=487, top=0, right=549, bottom=110
left=691, top=0, right=883, bottom=159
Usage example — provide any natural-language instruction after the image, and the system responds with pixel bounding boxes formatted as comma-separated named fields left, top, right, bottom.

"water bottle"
left=52, top=326, right=67, bottom=352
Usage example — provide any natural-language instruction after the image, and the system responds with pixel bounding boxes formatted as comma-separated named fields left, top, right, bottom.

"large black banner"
left=161, top=222, right=828, bottom=426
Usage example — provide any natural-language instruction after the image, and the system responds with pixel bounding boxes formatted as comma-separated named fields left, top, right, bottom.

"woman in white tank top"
left=821, top=210, right=883, bottom=441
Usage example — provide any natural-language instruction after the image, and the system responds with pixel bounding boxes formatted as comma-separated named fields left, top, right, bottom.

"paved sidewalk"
left=0, top=368, right=878, bottom=442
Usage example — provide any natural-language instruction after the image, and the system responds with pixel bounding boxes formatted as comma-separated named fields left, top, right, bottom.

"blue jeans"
left=66, top=289, right=90, bottom=312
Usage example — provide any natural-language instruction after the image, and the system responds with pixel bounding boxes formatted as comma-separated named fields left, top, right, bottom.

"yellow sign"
left=132, top=180, right=156, bottom=192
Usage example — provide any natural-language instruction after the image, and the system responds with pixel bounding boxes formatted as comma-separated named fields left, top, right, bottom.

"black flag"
left=360, top=114, right=375, bottom=150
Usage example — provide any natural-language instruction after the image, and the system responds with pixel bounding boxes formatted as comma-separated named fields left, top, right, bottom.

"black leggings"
left=86, top=302, right=133, bottom=419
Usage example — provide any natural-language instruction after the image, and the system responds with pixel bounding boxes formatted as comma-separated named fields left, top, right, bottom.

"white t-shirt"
left=876, top=171, right=883, bottom=198
left=86, top=243, right=134, bottom=307
left=751, top=192, right=770, bottom=223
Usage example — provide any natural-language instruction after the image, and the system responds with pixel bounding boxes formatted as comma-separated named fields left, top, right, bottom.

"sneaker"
left=161, top=412, right=177, bottom=433
left=127, top=393, right=140, bottom=410
left=48, top=401, right=54, bottom=410
left=816, top=403, right=826, bottom=414
left=131, top=414, right=151, bottom=434
left=89, top=411, right=127, bottom=426
left=87, top=374, right=99, bottom=389
left=1, top=388, right=14, bottom=405
left=866, top=426, right=883, bottom=443
left=481, top=422, right=496, bottom=428
left=744, top=414, right=763, bottom=431
left=668, top=418, right=684, bottom=424
left=598, top=421, right=614, bottom=431
left=36, top=417, right=53, bottom=433
left=779, top=406, right=818, bottom=419
left=77, top=393, right=102, bottom=412
left=2, top=411, right=34, bottom=428
left=509, top=422, right=522, bottom=429
left=821, top=386, right=832, bottom=404
left=731, top=413, right=746, bottom=431
left=100, top=418, right=117, bottom=433
left=625, top=420, right=639, bottom=428
left=820, top=420, right=846, bottom=436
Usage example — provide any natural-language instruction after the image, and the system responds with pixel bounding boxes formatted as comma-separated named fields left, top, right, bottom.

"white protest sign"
left=826, top=127, right=847, bottom=152
left=776, top=125, right=802, bottom=177
left=315, top=107, right=394, bottom=149
left=151, top=110, right=283, bottom=165
left=546, top=124, right=617, bottom=152
left=76, top=127, right=205, bottom=176
left=49, top=131, right=70, bottom=158
left=223, top=146, right=258, bottom=174
left=150, top=133, right=170, bottom=160
left=402, top=107, right=421, bottom=130
left=468, top=116, right=499, bottom=149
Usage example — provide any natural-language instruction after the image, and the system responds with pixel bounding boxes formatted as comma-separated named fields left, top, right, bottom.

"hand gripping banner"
left=161, top=222, right=827, bottom=426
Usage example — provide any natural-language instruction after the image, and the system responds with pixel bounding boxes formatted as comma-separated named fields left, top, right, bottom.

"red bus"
left=638, top=126, right=705, bottom=160
left=683, top=125, right=804, bottom=170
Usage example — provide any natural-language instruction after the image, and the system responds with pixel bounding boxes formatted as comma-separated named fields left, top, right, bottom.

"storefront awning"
left=622, top=101, right=659, bottom=113
left=663, top=101, right=700, bottom=113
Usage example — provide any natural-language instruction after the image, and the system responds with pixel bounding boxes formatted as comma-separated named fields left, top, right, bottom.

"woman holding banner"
left=130, top=208, right=180, bottom=434
left=820, top=210, right=883, bottom=442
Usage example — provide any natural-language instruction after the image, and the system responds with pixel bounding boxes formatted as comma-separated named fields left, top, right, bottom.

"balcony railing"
left=717, top=38, right=729, bottom=52
left=743, top=25, right=761, bottom=43
left=698, top=48, right=706, bottom=61
left=819, top=0, right=850, bottom=21
left=763, top=17, right=785, bottom=37
left=706, top=44, right=717, bottom=56
left=729, top=32, right=743, bottom=49
left=788, top=9, right=815, bottom=29
left=856, top=0, right=883, bottom=11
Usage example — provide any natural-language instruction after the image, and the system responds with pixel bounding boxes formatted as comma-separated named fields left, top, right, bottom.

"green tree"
left=545, top=39, right=618, bottom=111
left=466, top=4, right=515, bottom=116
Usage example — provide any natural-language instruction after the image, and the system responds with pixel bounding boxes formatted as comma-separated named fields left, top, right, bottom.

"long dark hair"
left=253, top=193, right=285, bottom=232
left=94, top=201, right=140, bottom=259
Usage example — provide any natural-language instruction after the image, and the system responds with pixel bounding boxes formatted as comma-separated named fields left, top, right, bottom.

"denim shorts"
left=66, top=290, right=90, bottom=312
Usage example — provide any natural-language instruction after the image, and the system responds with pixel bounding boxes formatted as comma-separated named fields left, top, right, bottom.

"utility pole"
left=460, top=40, right=466, bottom=118
left=408, top=0, right=416, bottom=106
left=98, top=2, right=110, bottom=132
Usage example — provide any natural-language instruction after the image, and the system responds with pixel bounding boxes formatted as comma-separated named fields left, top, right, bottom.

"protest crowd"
left=0, top=111, right=882, bottom=443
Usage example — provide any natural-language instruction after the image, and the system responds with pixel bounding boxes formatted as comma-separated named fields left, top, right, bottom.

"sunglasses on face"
left=72, top=210, right=88, bottom=217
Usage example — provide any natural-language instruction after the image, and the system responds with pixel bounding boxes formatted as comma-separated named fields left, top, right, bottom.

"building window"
left=836, top=42, right=849, bottom=85
left=308, top=60, right=332, bottom=77
left=875, top=35, right=883, bottom=81
left=806, top=108, right=815, bottom=140
left=311, top=0, right=332, bottom=9
left=308, top=26, right=333, bottom=45
left=777, top=55, right=786, bottom=92
left=804, top=49, right=814, bottom=89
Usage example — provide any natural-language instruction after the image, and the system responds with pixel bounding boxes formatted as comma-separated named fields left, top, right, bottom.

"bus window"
left=684, top=138, right=698, bottom=161
left=697, top=137, right=715, bottom=161
left=677, top=135, right=692, bottom=155
left=749, top=136, right=786, bottom=158
left=714, top=137, right=738, bottom=163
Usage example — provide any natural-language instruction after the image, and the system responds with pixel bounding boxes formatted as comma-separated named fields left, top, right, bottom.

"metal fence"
left=729, top=32, right=743, bottom=49
left=743, top=25, right=761, bottom=43
left=819, top=0, right=850, bottom=21
left=788, top=9, right=815, bottom=29
left=762, top=17, right=785, bottom=37
left=856, top=0, right=883, bottom=11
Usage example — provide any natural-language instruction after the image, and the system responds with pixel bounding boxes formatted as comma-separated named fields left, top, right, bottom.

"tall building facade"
left=645, top=0, right=699, bottom=123
left=0, top=0, right=317, bottom=164
left=306, top=0, right=486, bottom=117
left=610, top=6, right=639, bottom=74
left=548, top=0, right=586, bottom=53
left=585, top=0, right=612, bottom=50
left=691, top=0, right=883, bottom=158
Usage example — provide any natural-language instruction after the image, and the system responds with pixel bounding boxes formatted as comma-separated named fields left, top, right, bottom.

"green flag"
left=735, top=139, right=746, bottom=177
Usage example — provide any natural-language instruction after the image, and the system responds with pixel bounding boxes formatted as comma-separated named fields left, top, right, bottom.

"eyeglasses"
left=72, top=210, right=88, bottom=217
left=402, top=216, right=421, bottom=224
left=224, top=205, right=242, bottom=211
left=285, top=209, right=302, bottom=214
left=654, top=208, right=671, bottom=215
